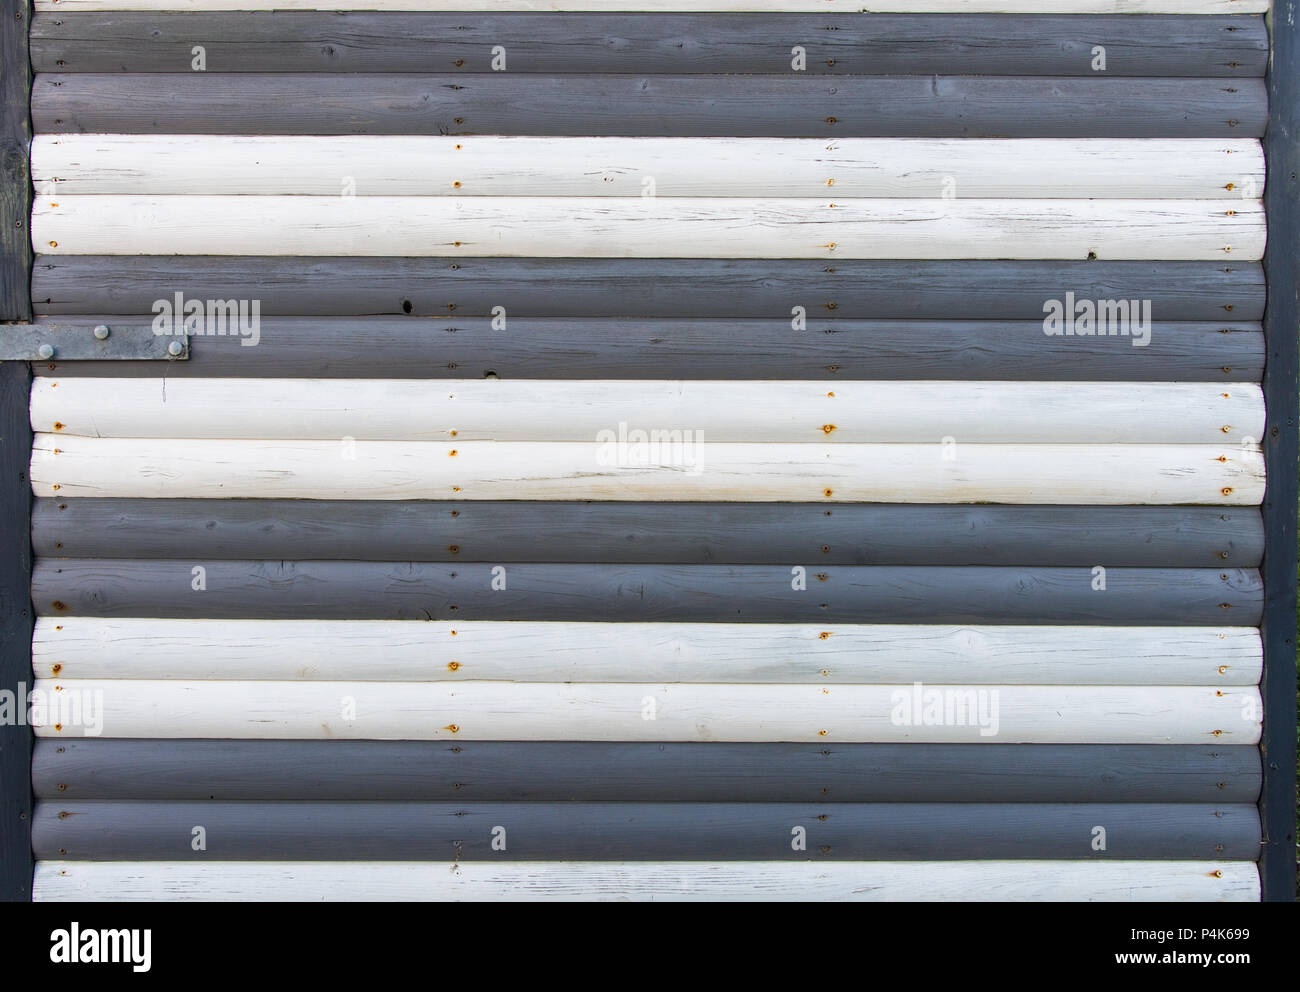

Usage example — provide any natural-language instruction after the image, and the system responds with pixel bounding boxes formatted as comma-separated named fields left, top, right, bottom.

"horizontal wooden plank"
left=29, top=318, right=1267, bottom=382
left=31, top=802, right=1261, bottom=860
left=27, top=14, right=1270, bottom=76
left=30, top=501, right=1265, bottom=566
left=32, top=860, right=1262, bottom=903
left=31, top=196, right=1265, bottom=260
left=33, top=379, right=1267, bottom=444
left=30, top=75, right=1267, bottom=137
left=34, top=740, right=1262, bottom=802
left=43, top=858, right=1270, bottom=901
left=29, top=563, right=1264, bottom=622
left=20, top=13, right=1253, bottom=75
left=28, top=680, right=1262, bottom=742
left=29, top=437, right=1267, bottom=504
left=30, top=561, right=1263, bottom=624
left=31, top=619, right=1263, bottom=684
left=31, top=136, right=1265, bottom=197
left=31, top=259, right=1265, bottom=320
left=28, top=2, right=1274, bottom=15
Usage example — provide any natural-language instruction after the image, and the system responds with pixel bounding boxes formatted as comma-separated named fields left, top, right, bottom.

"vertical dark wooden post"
left=1261, top=2, right=1300, bottom=903
left=0, top=0, right=32, bottom=903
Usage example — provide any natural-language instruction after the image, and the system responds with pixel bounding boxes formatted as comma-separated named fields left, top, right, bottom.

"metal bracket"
left=0, top=322, right=188, bottom=361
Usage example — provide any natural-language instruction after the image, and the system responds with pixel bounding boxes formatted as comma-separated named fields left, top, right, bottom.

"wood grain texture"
left=30, top=500, right=1266, bottom=566
left=1258, top=0, right=1300, bottom=902
left=30, top=618, right=1263, bottom=685
left=30, top=74, right=1268, bottom=137
left=31, top=259, right=1265, bottom=320
left=0, top=0, right=33, bottom=904
left=31, top=801, right=1262, bottom=860
left=26, top=13, right=1271, bottom=76
left=31, top=860, right=1263, bottom=903
left=27, top=2, right=1275, bottom=14
left=12, top=0, right=1285, bottom=901
left=30, top=195, right=1266, bottom=260
left=28, top=562, right=1265, bottom=623
left=28, top=436, right=1267, bottom=504
left=32, top=378, right=1267, bottom=444
left=27, top=318, right=1268, bottom=382
left=0, top=362, right=32, bottom=901
left=33, top=740, right=1263, bottom=802
left=27, top=680, right=1263, bottom=743
left=32, top=136, right=1266, bottom=197
left=0, top=0, right=31, bottom=325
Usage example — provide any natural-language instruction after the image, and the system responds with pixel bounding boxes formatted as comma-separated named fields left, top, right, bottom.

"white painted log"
left=29, top=435, right=1267, bottom=504
left=30, top=2, right=1271, bottom=15
left=31, top=136, right=1265, bottom=199
left=31, top=618, right=1263, bottom=685
left=29, top=679, right=1263, bottom=743
left=33, top=861, right=1261, bottom=903
left=32, top=379, right=1267, bottom=445
left=30, top=196, right=1265, bottom=260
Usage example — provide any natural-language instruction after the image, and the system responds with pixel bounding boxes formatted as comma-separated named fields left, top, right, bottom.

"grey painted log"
left=30, top=500, right=1265, bottom=567
left=30, top=258, right=1265, bottom=321
left=32, top=740, right=1262, bottom=803
left=30, top=317, right=1265, bottom=382
left=31, top=801, right=1260, bottom=860
left=31, top=74, right=1267, bottom=137
left=31, top=561, right=1263, bottom=623
left=27, top=13, right=1269, bottom=76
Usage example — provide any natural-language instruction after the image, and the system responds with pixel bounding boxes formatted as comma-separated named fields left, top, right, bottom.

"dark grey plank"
left=0, top=0, right=33, bottom=905
left=1259, top=3, right=1300, bottom=904
left=31, top=501, right=1264, bottom=568
left=32, top=317, right=1264, bottom=382
left=31, top=561, right=1263, bottom=624
left=32, top=740, right=1262, bottom=804
left=0, top=365, right=32, bottom=901
left=32, top=801, right=1260, bottom=860
left=31, top=74, right=1267, bottom=137
left=28, top=13, right=1268, bottom=77
left=30, top=258, right=1266, bottom=321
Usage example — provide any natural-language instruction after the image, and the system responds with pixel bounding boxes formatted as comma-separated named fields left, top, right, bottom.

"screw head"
left=92, top=324, right=110, bottom=340
left=37, top=344, right=54, bottom=360
left=167, top=340, right=184, bottom=357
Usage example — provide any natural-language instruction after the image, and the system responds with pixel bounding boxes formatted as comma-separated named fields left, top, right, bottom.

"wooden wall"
left=21, top=0, right=1282, bottom=901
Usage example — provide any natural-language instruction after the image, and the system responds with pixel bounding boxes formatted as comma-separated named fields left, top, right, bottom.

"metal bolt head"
left=37, top=344, right=54, bottom=360
left=167, top=340, right=184, bottom=357
left=92, top=324, right=110, bottom=340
